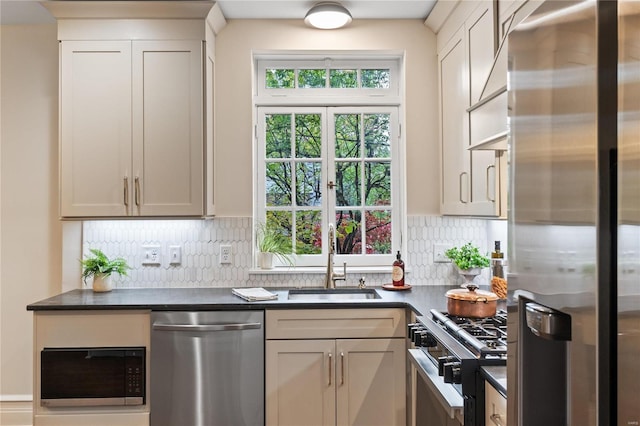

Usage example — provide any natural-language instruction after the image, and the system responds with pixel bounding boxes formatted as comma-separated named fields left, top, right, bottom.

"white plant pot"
left=258, top=252, right=274, bottom=270
left=457, top=267, right=482, bottom=288
left=92, top=274, right=114, bottom=292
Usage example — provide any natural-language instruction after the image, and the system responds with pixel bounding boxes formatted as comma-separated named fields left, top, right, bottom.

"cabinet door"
left=468, top=93, right=507, bottom=217
left=466, top=3, right=496, bottom=105
left=466, top=2, right=500, bottom=216
left=336, top=338, right=406, bottom=426
left=132, top=40, right=203, bottom=216
left=60, top=41, right=132, bottom=217
left=440, top=28, right=470, bottom=215
left=266, top=340, right=336, bottom=426
left=485, top=382, right=507, bottom=426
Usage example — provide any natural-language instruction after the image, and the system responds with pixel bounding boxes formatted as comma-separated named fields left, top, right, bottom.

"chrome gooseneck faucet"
left=325, top=224, right=347, bottom=288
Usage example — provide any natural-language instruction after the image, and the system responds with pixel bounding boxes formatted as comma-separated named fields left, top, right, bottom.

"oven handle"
left=408, top=349, right=463, bottom=419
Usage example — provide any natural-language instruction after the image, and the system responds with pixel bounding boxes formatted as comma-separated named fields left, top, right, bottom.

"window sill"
left=248, top=266, right=397, bottom=275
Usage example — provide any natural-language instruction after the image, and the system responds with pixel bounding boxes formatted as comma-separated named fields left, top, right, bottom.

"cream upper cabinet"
left=60, top=39, right=204, bottom=218
left=60, top=41, right=133, bottom=217
left=48, top=1, right=220, bottom=218
left=439, top=1, right=502, bottom=217
left=467, top=4, right=496, bottom=106
left=466, top=3, right=500, bottom=216
left=265, top=309, right=406, bottom=426
left=440, top=28, right=469, bottom=215
left=131, top=40, right=203, bottom=216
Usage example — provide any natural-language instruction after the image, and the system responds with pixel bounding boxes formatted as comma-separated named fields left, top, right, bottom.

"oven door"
left=409, top=349, right=464, bottom=426
left=41, top=347, right=145, bottom=407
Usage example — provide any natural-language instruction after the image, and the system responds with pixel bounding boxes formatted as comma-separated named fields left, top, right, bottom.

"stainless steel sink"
left=287, top=288, right=381, bottom=301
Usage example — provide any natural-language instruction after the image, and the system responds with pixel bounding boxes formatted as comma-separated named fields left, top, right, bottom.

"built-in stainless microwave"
left=40, top=347, right=145, bottom=407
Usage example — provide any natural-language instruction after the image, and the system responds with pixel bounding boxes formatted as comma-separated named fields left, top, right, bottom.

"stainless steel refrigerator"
left=507, top=1, right=640, bottom=425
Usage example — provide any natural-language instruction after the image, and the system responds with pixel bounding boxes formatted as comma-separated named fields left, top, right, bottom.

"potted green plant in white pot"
left=81, top=248, right=130, bottom=292
left=445, top=242, right=490, bottom=287
left=255, top=222, right=293, bottom=269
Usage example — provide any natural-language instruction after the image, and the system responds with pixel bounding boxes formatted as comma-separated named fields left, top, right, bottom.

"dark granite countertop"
left=26, top=285, right=460, bottom=316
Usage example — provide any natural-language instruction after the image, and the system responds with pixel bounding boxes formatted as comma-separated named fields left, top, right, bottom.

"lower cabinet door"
left=266, top=339, right=336, bottom=426
left=336, top=338, right=406, bottom=426
left=485, top=382, right=507, bottom=426
left=266, top=338, right=406, bottom=426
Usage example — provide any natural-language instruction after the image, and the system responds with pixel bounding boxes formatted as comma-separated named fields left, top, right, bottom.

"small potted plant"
left=445, top=242, right=490, bottom=287
left=256, top=222, right=293, bottom=269
left=81, top=248, right=130, bottom=292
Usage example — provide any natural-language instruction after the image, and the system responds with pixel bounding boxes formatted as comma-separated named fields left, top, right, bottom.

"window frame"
left=253, top=54, right=406, bottom=270
left=255, top=56, right=401, bottom=106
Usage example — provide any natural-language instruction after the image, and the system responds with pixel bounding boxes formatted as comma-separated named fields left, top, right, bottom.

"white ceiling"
left=216, top=1, right=437, bottom=20
left=0, top=0, right=437, bottom=25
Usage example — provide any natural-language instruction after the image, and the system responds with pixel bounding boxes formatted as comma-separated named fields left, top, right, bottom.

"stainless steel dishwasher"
left=150, top=311, right=264, bottom=426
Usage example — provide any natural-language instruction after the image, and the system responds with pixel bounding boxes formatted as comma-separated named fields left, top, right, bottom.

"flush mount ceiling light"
left=304, top=2, right=352, bottom=29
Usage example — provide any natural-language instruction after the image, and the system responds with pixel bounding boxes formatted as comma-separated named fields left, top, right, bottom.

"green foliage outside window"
left=266, top=69, right=295, bottom=88
left=299, top=69, right=326, bottom=88
left=330, top=69, right=358, bottom=88
left=266, top=67, right=391, bottom=90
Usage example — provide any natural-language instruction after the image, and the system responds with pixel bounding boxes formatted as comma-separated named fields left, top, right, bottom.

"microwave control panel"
left=125, top=349, right=145, bottom=397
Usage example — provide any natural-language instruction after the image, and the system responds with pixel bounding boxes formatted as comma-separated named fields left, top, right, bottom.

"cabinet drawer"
left=266, top=308, right=406, bottom=339
left=485, top=382, right=507, bottom=426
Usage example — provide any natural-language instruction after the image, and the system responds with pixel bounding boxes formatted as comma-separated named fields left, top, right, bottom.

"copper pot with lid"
left=445, top=284, right=498, bottom=318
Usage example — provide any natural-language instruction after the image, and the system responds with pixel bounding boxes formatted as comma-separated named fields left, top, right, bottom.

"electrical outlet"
left=434, top=244, right=451, bottom=263
left=220, top=244, right=232, bottom=264
left=142, top=245, right=161, bottom=265
left=169, top=245, right=182, bottom=265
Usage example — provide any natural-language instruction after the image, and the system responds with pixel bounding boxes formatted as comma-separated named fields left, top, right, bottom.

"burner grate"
left=430, top=310, right=508, bottom=359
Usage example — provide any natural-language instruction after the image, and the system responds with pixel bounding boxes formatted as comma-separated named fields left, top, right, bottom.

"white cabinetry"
left=33, top=311, right=151, bottom=426
left=265, top=309, right=406, bottom=426
left=440, top=28, right=469, bottom=215
left=60, top=41, right=132, bottom=217
left=49, top=1, right=218, bottom=218
left=485, top=382, right=507, bottom=426
left=60, top=40, right=203, bottom=217
left=439, top=1, right=501, bottom=216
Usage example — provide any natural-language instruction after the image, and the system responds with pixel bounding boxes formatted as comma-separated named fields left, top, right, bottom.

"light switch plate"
left=434, top=244, right=451, bottom=263
left=169, top=245, right=182, bottom=265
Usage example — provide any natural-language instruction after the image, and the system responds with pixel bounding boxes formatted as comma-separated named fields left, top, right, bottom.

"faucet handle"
left=358, top=277, right=366, bottom=289
left=333, top=262, right=347, bottom=284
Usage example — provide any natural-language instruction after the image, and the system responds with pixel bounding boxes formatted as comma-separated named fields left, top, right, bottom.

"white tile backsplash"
left=82, top=216, right=507, bottom=288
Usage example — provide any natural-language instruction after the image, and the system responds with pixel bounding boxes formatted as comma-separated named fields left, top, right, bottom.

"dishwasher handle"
left=152, top=322, right=262, bottom=332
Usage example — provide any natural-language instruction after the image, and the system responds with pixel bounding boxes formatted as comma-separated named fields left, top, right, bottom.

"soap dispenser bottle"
left=392, top=251, right=405, bottom=287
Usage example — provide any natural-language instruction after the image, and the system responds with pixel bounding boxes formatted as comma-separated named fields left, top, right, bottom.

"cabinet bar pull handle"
left=459, top=172, right=468, bottom=203
left=134, top=177, right=140, bottom=206
left=340, top=352, right=345, bottom=385
left=486, top=165, right=496, bottom=202
left=489, top=413, right=504, bottom=426
left=123, top=177, right=129, bottom=206
left=328, top=353, right=332, bottom=386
